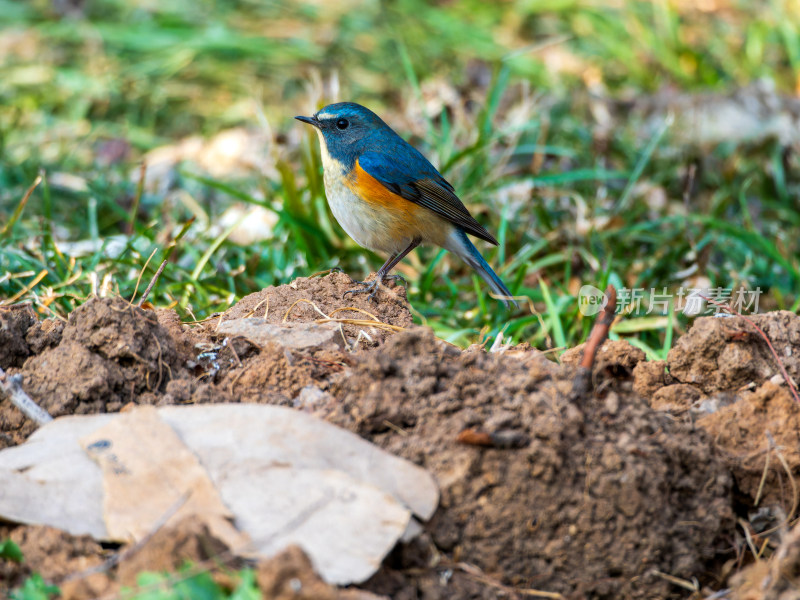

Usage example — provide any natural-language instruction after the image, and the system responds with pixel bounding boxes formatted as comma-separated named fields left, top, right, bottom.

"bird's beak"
left=295, top=115, right=322, bottom=129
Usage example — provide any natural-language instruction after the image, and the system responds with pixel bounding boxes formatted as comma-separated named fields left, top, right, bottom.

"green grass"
left=128, top=567, right=260, bottom=600
left=0, top=0, right=798, bottom=354
left=6, top=560, right=260, bottom=600
left=3, top=537, right=256, bottom=599
left=9, top=574, right=60, bottom=600
left=0, top=538, right=23, bottom=562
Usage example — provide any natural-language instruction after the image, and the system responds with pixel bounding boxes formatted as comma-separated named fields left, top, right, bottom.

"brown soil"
left=0, top=520, right=384, bottom=600
left=326, top=330, right=732, bottom=599
left=0, top=297, right=187, bottom=448
left=255, top=546, right=388, bottom=600
left=0, top=304, right=37, bottom=370
left=631, top=313, right=800, bottom=511
left=0, top=524, right=106, bottom=593
left=206, top=271, right=413, bottom=346
left=730, top=519, right=800, bottom=600
left=667, top=312, right=800, bottom=394
left=2, top=275, right=800, bottom=599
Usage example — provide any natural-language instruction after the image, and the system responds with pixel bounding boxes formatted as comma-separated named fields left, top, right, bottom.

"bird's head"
left=295, top=102, right=391, bottom=165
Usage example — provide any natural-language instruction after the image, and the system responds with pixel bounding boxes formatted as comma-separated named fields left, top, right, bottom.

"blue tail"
left=445, top=229, right=518, bottom=308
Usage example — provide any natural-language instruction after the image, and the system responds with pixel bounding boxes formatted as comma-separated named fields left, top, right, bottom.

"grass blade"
left=1, top=173, right=42, bottom=239
left=539, top=277, right=566, bottom=349
left=617, top=113, right=673, bottom=212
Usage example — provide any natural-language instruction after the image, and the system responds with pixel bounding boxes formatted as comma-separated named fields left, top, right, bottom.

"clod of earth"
left=0, top=305, right=36, bottom=370
left=633, top=312, right=800, bottom=510
left=667, top=312, right=800, bottom=394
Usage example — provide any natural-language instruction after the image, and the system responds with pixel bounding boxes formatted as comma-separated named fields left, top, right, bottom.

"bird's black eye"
left=336, top=118, right=349, bottom=130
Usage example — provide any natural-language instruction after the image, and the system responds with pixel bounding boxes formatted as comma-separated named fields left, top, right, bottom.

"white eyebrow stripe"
left=316, top=112, right=336, bottom=120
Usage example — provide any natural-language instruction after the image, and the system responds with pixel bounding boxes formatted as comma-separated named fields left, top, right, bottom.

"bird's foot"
left=343, top=276, right=383, bottom=302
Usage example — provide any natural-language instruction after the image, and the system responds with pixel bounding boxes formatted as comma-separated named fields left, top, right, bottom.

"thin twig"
left=0, top=366, right=53, bottom=425
left=738, top=517, right=761, bottom=560
left=328, top=306, right=382, bottom=321
left=650, top=569, right=699, bottom=592
left=755, top=433, right=799, bottom=537
left=137, top=259, right=168, bottom=307
left=755, top=445, right=772, bottom=507
left=570, top=285, right=617, bottom=401
left=282, top=298, right=330, bottom=321
left=315, top=317, right=405, bottom=333
left=129, top=247, right=158, bottom=306
left=580, top=285, right=617, bottom=370
left=240, top=296, right=269, bottom=320
left=457, top=562, right=564, bottom=598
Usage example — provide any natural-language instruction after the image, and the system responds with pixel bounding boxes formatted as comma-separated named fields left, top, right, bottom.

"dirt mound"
left=1, top=275, right=403, bottom=449
left=632, top=312, right=800, bottom=412
left=667, top=312, right=800, bottom=394
left=60, top=296, right=181, bottom=369
left=13, top=283, right=800, bottom=598
left=0, top=297, right=187, bottom=447
left=325, top=329, right=734, bottom=599
left=630, top=312, right=800, bottom=510
left=700, top=381, right=800, bottom=507
left=208, top=271, right=413, bottom=346
left=181, top=272, right=413, bottom=404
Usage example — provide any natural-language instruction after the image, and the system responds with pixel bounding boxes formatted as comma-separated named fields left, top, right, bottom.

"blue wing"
left=358, top=151, right=498, bottom=245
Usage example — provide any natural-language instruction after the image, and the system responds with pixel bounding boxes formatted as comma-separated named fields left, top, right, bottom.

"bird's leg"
left=344, top=239, right=420, bottom=301
left=343, top=255, right=395, bottom=300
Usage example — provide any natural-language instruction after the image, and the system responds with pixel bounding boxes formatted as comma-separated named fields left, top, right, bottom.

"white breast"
left=316, top=133, right=409, bottom=255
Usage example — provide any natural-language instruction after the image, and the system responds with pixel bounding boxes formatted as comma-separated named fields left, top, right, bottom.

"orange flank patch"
left=346, top=161, right=417, bottom=215
left=343, top=160, right=450, bottom=246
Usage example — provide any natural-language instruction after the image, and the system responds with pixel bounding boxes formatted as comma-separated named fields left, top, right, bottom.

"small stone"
left=605, top=391, right=620, bottom=415
left=218, top=318, right=344, bottom=351
left=294, top=386, right=335, bottom=412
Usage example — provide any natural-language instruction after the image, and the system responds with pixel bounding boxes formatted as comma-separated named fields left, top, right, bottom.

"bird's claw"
left=342, top=271, right=406, bottom=302
left=343, top=278, right=382, bottom=302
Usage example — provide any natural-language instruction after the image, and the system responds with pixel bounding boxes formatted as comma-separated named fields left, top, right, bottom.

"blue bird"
left=296, top=102, right=517, bottom=307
